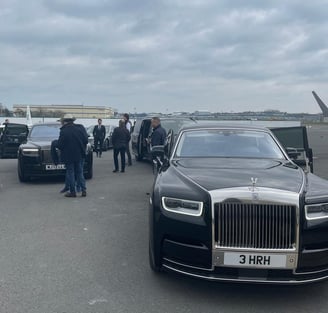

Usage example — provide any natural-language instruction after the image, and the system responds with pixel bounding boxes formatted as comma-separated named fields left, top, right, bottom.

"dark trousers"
left=95, top=137, right=104, bottom=155
left=126, top=142, right=132, bottom=165
left=114, top=147, right=126, bottom=171
left=66, top=160, right=86, bottom=193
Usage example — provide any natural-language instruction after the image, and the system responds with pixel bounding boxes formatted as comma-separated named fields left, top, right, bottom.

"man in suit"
left=150, top=117, right=167, bottom=146
left=93, top=118, right=106, bottom=158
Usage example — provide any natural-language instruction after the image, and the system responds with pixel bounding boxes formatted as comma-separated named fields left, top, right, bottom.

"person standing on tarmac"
left=112, top=119, right=131, bottom=173
left=150, top=117, right=167, bottom=146
left=123, top=113, right=132, bottom=166
left=93, top=118, right=106, bottom=158
left=57, top=114, right=88, bottom=198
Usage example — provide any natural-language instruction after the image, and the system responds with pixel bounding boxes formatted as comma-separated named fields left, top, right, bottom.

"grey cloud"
left=0, top=0, right=328, bottom=113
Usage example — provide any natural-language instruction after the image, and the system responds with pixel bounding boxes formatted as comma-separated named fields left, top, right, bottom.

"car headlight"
left=21, top=148, right=39, bottom=156
left=161, top=197, right=203, bottom=216
left=305, top=203, right=328, bottom=220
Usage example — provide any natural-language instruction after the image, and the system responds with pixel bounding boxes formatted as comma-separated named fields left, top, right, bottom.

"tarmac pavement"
left=0, top=126, right=327, bottom=313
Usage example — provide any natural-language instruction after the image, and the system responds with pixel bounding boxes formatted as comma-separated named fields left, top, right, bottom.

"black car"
left=131, top=118, right=196, bottom=161
left=18, top=123, right=93, bottom=182
left=86, top=124, right=115, bottom=151
left=0, top=123, right=29, bottom=158
left=149, top=124, right=328, bottom=284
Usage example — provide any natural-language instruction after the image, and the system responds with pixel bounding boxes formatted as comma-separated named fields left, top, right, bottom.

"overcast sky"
left=1, top=0, right=328, bottom=113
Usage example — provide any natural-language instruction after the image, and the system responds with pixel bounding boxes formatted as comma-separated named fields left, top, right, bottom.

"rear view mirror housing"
left=286, top=148, right=301, bottom=160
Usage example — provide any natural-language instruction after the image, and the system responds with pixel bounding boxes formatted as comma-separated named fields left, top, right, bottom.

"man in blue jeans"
left=57, top=114, right=88, bottom=198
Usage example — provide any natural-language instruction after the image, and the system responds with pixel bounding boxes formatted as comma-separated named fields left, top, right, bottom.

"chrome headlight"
left=161, top=197, right=203, bottom=216
left=305, top=203, right=328, bottom=220
left=21, top=148, right=39, bottom=156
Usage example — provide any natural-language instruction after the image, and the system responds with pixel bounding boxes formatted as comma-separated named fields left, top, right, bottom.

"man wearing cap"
left=57, top=114, right=88, bottom=197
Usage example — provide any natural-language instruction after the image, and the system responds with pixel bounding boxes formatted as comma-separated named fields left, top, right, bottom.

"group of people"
left=92, top=114, right=132, bottom=172
left=54, top=113, right=141, bottom=198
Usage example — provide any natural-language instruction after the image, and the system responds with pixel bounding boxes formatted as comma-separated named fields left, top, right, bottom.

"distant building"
left=13, top=104, right=115, bottom=118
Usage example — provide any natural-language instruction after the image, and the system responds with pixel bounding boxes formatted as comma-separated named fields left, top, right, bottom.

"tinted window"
left=175, top=130, right=285, bottom=159
left=30, top=125, right=60, bottom=139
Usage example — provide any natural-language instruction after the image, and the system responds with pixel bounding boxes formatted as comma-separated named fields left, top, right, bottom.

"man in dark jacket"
left=123, top=113, right=132, bottom=166
left=93, top=118, right=106, bottom=158
left=112, top=120, right=131, bottom=173
left=150, top=117, right=167, bottom=146
left=57, top=114, right=88, bottom=197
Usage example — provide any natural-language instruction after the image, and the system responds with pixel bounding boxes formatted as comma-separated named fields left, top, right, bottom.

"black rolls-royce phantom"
left=149, top=124, right=328, bottom=284
left=17, top=123, right=93, bottom=182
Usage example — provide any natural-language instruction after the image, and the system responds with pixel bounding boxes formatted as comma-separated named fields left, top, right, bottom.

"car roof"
left=179, top=122, right=270, bottom=132
left=31, top=123, right=61, bottom=127
left=137, top=117, right=193, bottom=122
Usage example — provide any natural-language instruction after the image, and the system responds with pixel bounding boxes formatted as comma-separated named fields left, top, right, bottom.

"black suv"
left=0, top=123, right=29, bottom=158
left=131, top=118, right=196, bottom=161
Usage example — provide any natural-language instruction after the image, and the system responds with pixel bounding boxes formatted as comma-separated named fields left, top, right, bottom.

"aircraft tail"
left=312, top=91, right=328, bottom=116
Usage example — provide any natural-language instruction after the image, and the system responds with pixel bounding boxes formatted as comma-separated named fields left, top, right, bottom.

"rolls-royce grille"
left=215, top=203, right=296, bottom=250
left=42, top=150, right=53, bottom=163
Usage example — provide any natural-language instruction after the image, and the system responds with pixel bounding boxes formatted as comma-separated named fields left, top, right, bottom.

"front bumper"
left=160, top=237, right=328, bottom=284
left=153, top=187, right=328, bottom=284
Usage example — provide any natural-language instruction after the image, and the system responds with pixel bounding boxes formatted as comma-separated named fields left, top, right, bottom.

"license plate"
left=224, top=252, right=287, bottom=269
left=45, top=164, right=66, bottom=170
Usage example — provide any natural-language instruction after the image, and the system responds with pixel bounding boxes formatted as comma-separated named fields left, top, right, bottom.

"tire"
left=18, top=159, right=29, bottom=182
left=85, top=154, right=93, bottom=179
left=85, top=166, right=93, bottom=179
left=149, top=242, right=162, bottom=273
left=103, top=140, right=108, bottom=152
left=135, top=152, right=143, bottom=161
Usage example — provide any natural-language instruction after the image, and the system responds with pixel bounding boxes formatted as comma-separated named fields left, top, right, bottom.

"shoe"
left=60, top=187, right=69, bottom=193
left=65, top=192, right=77, bottom=198
left=113, top=169, right=119, bottom=173
left=99, top=154, right=102, bottom=158
left=81, top=191, right=87, bottom=197
left=120, top=170, right=125, bottom=173
left=128, top=163, right=132, bottom=166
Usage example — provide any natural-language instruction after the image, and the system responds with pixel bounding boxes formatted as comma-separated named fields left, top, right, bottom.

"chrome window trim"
left=305, top=203, right=328, bottom=221
left=161, top=197, right=203, bottom=217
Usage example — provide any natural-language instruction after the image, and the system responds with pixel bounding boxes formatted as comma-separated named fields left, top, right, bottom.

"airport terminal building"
left=13, top=104, right=115, bottom=118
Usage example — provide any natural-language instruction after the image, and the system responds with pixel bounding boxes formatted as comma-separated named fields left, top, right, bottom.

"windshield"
left=3, top=124, right=28, bottom=136
left=175, top=129, right=285, bottom=159
left=29, top=124, right=60, bottom=139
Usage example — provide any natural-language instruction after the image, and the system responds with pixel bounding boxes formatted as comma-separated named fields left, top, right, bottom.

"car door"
left=271, top=126, right=313, bottom=173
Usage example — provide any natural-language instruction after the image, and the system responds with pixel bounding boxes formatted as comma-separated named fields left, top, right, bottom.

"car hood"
left=24, top=140, right=54, bottom=149
left=173, top=158, right=304, bottom=193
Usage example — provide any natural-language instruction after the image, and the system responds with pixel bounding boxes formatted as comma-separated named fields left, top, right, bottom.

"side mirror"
left=151, top=145, right=165, bottom=158
left=286, top=147, right=301, bottom=160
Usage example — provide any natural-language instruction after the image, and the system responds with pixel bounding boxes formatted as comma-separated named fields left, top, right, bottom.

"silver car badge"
left=249, top=177, right=259, bottom=200
left=251, top=177, right=258, bottom=188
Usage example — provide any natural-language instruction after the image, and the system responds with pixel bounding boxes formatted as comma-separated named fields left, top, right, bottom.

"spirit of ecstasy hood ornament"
left=250, top=177, right=259, bottom=200
left=251, top=177, right=258, bottom=187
